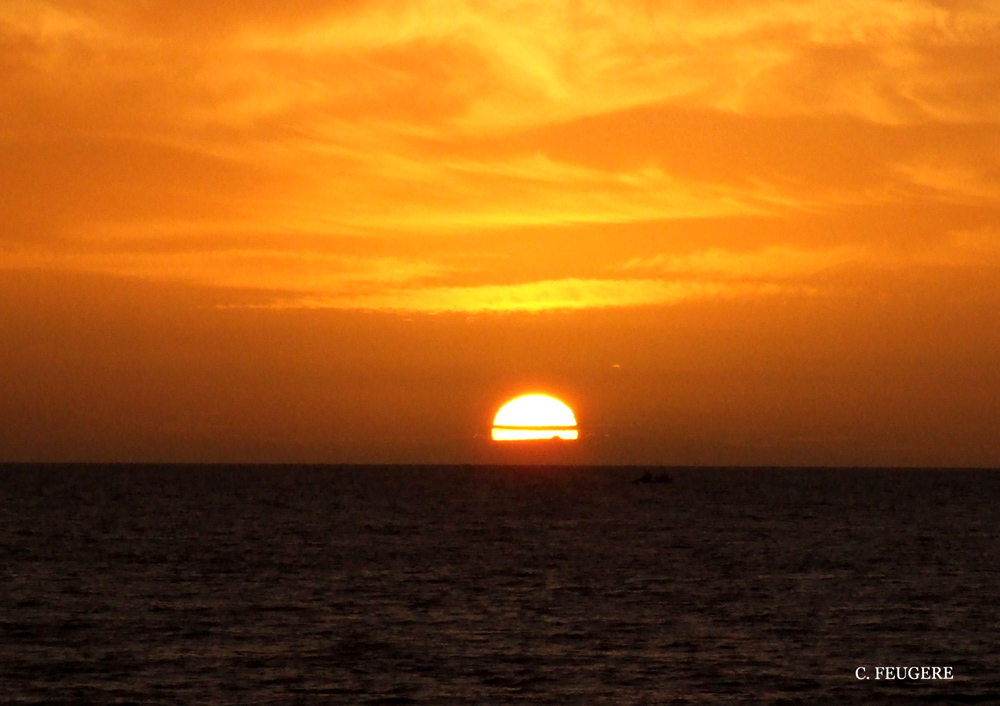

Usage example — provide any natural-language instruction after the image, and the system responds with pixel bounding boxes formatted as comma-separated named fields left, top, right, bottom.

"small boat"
left=632, top=471, right=673, bottom=485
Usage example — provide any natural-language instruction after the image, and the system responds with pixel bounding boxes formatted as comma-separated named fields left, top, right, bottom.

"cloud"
left=7, top=0, right=1000, bottom=144
left=333, top=152, right=790, bottom=232
left=2, top=0, right=999, bottom=314
left=274, top=277, right=798, bottom=313
left=619, top=231, right=1000, bottom=280
left=894, top=157, right=1000, bottom=202
left=1, top=247, right=452, bottom=294
left=620, top=244, right=873, bottom=279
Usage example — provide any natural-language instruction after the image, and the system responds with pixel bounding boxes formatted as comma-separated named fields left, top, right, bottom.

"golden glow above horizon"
left=492, top=394, right=579, bottom=441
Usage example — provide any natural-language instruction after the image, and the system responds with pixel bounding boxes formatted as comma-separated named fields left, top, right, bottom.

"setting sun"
left=492, top=395, right=578, bottom=442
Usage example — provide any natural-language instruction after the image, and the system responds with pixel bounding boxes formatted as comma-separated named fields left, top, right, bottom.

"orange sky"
left=2, top=0, right=999, bottom=464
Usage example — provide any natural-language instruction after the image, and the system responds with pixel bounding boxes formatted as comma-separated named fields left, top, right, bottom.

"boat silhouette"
left=632, top=471, right=673, bottom=485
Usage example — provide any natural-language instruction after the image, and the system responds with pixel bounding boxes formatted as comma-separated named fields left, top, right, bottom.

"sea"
left=1, top=464, right=998, bottom=705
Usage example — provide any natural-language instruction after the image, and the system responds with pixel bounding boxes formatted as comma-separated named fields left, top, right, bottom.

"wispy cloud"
left=1, top=248, right=452, bottom=293
left=618, top=231, right=1000, bottom=280
left=273, top=278, right=799, bottom=313
left=620, top=244, right=872, bottom=279
left=894, top=159, right=1000, bottom=202
left=2, top=0, right=999, bottom=313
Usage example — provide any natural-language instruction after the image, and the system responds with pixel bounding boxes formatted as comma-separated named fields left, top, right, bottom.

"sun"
left=491, top=394, right=578, bottom=441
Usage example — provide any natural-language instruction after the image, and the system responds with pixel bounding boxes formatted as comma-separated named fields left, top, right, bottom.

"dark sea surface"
left=2, top=464, right=999, bottom=705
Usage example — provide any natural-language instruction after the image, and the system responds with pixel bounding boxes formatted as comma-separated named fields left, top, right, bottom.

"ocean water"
left=1, top=464, right=998, bottom=705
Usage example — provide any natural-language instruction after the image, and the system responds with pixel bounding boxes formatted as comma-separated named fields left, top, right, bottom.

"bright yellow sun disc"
left=491, top=394, right=578, bottom=441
